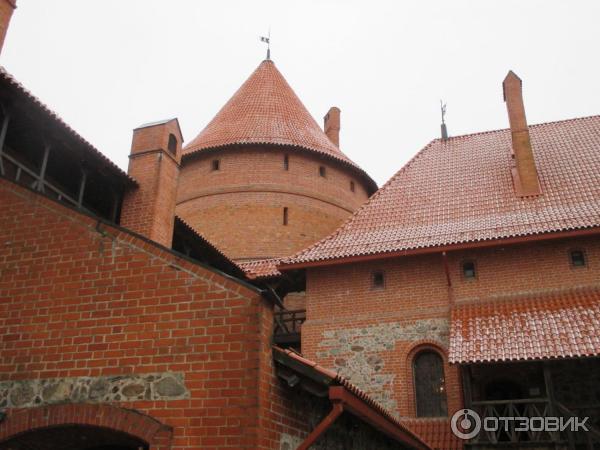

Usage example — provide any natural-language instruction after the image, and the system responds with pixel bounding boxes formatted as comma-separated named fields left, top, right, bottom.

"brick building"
left=1, top=3, right=599, bottom=450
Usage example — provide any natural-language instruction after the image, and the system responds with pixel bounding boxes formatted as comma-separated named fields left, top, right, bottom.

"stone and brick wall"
left=0, top=177, right=300, bottom=449
left=302, top=236, right=600, bottom=419
left=176, top=146, right=371, bottom=260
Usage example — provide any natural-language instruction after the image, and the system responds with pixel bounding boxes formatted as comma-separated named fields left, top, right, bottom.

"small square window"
left=462, top=261, right=476, bottom=279
left=211, top=159, right=220, bottom=171
left=350, top=181, right=355, bottom=192
left=319, top=166, right=326, bottom=177
left=372, top=271, right=385, bottom=289
left=570, top=250, right=586, bottom=267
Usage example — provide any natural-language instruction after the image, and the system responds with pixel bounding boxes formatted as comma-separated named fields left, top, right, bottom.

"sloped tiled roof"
left=0, top=66, right=135, bottom=186
left=283, top=116, right=600, bottom=267
left=237, top=257, right=281, bottom=279
left=449, top=287, right=600, bottom=364
left=401, top=419, right=462, bottom=450
left=183, top=60, right=376, bottom=192
left=273, top=346, right=431, bottom=450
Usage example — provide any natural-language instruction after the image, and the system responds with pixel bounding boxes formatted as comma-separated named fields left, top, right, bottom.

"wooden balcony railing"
left=273, top=309, right=306, bottom=346
left=469, top=398, right=600, bottom=449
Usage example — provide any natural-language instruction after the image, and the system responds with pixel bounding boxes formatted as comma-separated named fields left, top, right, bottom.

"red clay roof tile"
left=183, top=60, right=376, bottom=191
left=449, top=287, right=600, bottom=363
left=237, top=257, right=281, bottom=279
left=283, top=115, right=600, bottom=267
left=401, top=419, right=463, bottom=450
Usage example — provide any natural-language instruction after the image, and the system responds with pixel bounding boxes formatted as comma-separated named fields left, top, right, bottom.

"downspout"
left=297, top=402, right=344, bottom=450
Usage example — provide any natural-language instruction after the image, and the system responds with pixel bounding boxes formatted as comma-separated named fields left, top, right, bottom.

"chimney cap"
left=503, top=70, right=522, bottom=101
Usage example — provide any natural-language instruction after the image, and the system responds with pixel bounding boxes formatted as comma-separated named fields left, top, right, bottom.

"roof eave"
left=279, top=226, right=600, bottom=271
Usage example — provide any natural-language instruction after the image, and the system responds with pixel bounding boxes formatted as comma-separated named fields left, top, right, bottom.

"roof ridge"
left=441, top=113, right=600, bottom=142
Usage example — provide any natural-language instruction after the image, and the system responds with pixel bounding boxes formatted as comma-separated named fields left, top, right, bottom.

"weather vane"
left=260, top=28, right=271, bottom=60
left=440, top=100, right=447, bottom=125
left=440, top=100, right=449, bottom=140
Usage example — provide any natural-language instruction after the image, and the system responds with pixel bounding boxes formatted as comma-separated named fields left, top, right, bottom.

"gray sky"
left=3, top=0, right=599, bottom=186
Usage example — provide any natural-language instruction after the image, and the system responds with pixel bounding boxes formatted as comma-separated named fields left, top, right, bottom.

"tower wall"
left=176, top=146, right=370, bottom=260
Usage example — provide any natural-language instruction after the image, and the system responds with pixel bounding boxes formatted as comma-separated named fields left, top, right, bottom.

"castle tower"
left=176, top=60, right=376, bottom=261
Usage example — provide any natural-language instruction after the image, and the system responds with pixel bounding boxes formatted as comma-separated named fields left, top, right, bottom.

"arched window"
left=413, top=350, right=447, bottom=417
left=167, top=133, right=177, bottom=155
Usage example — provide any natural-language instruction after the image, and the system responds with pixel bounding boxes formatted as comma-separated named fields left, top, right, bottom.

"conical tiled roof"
left=183, top=60, right=373, bottom=188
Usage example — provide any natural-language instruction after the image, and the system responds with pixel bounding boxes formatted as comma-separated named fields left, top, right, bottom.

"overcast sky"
left=2, top=0, right=599, bottom=186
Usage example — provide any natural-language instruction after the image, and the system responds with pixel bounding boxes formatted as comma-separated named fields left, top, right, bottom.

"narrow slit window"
left=463, top=261, right=476, bottom=279
left=167, top=134, right=177, bottom=155
left=372, top=271, right=385, bottom=289
left=283, top=207, right=288, bottom=225
left=319, top=166, right=326, bottom=177
left=350, top=181, right=355, bottom=192
left=570, top=250, right=586, bottom=267
left=211, top=159, right=220, bottom=171
left=284, top=154, right=289, bottom=170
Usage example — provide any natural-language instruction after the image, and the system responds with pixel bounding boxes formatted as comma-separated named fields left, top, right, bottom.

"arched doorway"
left=0, top=404, right=172, bottom=450
left=0, top=425, right=148, bottom=450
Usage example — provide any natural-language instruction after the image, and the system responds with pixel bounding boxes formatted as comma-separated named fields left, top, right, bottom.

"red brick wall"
left=301, top=236, right=600, bottom=419
left=0, top=178, right=294, bottom=449
left=176, top=147, right=370, bottom=260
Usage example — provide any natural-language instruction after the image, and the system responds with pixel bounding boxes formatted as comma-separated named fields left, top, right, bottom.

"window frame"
left=569, top=249, right=587, bottom=268
left=412, top=350, right=448, bottom=418
left=461, top=260, right=477, bottom=280
left=371, top=270, right=385, bottom=289
left=211, top=159, right=220, bottom=171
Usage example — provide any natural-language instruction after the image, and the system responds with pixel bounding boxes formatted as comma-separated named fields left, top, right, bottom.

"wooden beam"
left=297, top=402, right=343, bottom=450
left=37, top=144, right=51, bottom=192
left=0, top=112, right=9, bottom=176
left=461, top=365, right=473, bottom=410
left=77, top=170, right=87, bottom=208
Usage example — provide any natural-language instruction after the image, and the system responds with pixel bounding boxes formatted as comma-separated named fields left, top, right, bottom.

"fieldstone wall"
left=316, top=318, right=449, bottom=412
left=0, top=372, right=189, bottom=408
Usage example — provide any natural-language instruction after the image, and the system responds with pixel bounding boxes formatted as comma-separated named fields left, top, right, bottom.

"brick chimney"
left=121, top=119, right=182, bottom=247
left=0, top=0, right=16, bottom=54
left=324, top=106, right=340, bottom=147
left=503, top=71, right=541, bottom=197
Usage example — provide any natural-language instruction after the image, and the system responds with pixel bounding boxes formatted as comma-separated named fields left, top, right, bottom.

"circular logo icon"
left=451, top=408, right=481, bottom=440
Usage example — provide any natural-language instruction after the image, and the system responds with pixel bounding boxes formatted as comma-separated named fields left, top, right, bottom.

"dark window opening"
left=283, top=207, right=288, bottom=225
left=284, top=154, right=289, bottom=170
left=350, top=181, right=355, bottom=192
left=167, top=134, right=177, bottom=155
left=319, top=165, right=326, bottom=177
left=570, top=250, right=586, bottom=267
left=413, top=351, right=447, bottom=417
left=211, top=159, right=220, bottom=171
left=372, top=271, right=385, bottom=289
left=463, top=261, right=476, bottom=279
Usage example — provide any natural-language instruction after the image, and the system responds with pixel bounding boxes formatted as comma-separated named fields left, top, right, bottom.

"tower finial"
left=440, top=100, right=448, bottom=140
left=259, top=28, right=271, bottom=60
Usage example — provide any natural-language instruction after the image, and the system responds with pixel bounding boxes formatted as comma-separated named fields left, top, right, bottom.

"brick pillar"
left=503, top=71, right=541, bottom=197
left=121, top=119, right=182, bottom=247
left=324, top=106, right=340, bottom=147
left=0, top=0, right=16, bottom=54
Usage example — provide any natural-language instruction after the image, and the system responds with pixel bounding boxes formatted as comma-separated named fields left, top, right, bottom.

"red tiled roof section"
left=184, top=60, right=359, bottom=167
left=283, top=116, right=600, bottom=266
left=0, top=66, right=135, bottom=185
left=273, top=346, right=433, bottom=450
left=237, top=257, right=281, bottom=279
left=449, top=287, right=600, bottom=364
left=401, top=419, right=463, bottom=450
